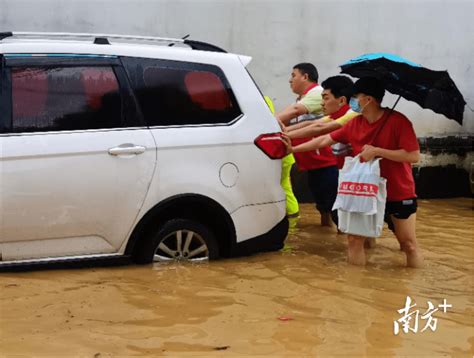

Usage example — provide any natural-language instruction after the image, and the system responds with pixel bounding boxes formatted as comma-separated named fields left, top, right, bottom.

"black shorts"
left=384, top=198, right=417, bottom=232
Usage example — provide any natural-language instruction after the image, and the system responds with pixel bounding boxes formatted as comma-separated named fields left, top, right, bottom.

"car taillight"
left=254, top=132, right=287, bottom=159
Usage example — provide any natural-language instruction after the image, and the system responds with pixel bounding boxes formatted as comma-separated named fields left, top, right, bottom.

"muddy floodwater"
left=0, top=198, right=473, bottom=356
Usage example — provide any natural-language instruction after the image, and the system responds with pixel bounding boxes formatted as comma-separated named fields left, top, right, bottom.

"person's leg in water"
left=323, top=166, right=339, bottom=227
left=364, top=237, right=377, bottom=248
left=392, top=214, right=424, bottom=268
left=320, top=212, right=331, bottom=226
left=385, top=199, right=419, bottom=254
left=347, top=234, right=366, bottom=265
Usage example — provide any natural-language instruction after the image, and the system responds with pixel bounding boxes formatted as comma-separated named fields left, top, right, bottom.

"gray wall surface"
left=1, top=0, right=473, bottom=136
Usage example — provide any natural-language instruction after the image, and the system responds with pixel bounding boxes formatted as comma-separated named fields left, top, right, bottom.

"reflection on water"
left=0, top=199, right=473, bottom=356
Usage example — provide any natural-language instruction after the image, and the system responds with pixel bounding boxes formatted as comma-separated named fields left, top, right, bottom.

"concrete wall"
left=1, top=0, right=473, bottom=136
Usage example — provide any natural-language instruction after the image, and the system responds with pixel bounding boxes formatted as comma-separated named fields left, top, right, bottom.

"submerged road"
left=0, top=198, right=473, bottom=356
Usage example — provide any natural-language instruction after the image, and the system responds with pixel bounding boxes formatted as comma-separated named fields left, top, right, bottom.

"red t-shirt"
left=292, top=138, right=337, bottom=171
left=330, top=110, right=419, bottom=201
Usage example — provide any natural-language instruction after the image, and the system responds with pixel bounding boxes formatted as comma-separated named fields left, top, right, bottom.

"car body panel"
left=0, top=129, right=156, bottom=260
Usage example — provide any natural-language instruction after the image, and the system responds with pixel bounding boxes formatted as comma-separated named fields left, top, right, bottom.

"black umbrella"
left=340, top=53, right=466, bottom=124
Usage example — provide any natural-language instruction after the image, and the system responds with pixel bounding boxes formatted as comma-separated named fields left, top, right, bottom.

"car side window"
left=123, top=57, right=242, bottom=126
left=10, top=66, right=123, bottom=133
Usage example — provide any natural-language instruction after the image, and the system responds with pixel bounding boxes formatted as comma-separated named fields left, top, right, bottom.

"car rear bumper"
left=231, top=215, right=289, bottom=257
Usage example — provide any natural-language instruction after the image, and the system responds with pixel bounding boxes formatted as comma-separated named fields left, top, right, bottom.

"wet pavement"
left=0, top=198, right=473, bottom=356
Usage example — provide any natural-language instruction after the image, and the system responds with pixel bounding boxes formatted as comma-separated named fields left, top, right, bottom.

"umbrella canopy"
left=340, top=53, right=466, bottom=124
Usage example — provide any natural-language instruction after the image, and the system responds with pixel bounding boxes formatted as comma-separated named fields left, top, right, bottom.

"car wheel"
left=134, top=219, right=219, bottom=264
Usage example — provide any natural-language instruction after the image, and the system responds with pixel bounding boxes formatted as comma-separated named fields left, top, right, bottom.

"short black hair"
left=353, top=77, right=385, bottom=103
left=321, top=76, right=354, bottom=104
left=293, top=63, right=318, bottom=83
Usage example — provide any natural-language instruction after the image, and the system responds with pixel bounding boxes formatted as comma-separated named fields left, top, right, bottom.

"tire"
left=133, top=218, right=219, bottom=264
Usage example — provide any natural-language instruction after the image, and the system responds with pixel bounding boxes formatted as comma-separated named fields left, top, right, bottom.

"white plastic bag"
left=337, top=179, right=387, bottom=237
left=333, top=155, right=387, bottom=238
left=332, top=155, right=382, bottom=215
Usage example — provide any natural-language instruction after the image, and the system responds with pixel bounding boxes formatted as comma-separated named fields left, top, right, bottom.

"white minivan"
left=0, top=32, right=288, bottom=269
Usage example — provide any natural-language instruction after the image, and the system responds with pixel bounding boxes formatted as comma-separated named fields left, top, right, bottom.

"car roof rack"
left=0, top=31, right=227, bottom=53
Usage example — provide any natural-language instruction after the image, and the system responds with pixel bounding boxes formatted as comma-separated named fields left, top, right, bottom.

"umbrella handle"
left=391, top=94, right=402, bottom=112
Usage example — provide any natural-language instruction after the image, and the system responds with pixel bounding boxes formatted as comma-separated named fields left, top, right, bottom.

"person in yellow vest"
left=264, top=96, right=300, bottom=219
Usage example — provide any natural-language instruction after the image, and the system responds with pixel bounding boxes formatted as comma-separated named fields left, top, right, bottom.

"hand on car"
left=281, top=133, right=293, bottom=154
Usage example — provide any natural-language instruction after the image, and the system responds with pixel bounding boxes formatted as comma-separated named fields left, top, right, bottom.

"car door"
left=0, top=55, right=156, bottom=261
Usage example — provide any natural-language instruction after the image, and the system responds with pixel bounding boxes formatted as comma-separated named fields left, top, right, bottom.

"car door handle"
left=108, top=144, right=146, bottom=156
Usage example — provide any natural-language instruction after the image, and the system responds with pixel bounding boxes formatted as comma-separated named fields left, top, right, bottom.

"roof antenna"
left=168, top=34, right=190, bottom=47
left=94, top=37, right=110, bottom=45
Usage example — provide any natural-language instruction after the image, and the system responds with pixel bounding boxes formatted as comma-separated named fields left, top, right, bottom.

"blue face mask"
left=349, top=97, right=361, bottom=113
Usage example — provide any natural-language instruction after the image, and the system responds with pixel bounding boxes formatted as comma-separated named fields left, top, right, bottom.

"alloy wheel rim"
left=153, top=229, right=209, bottom=262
